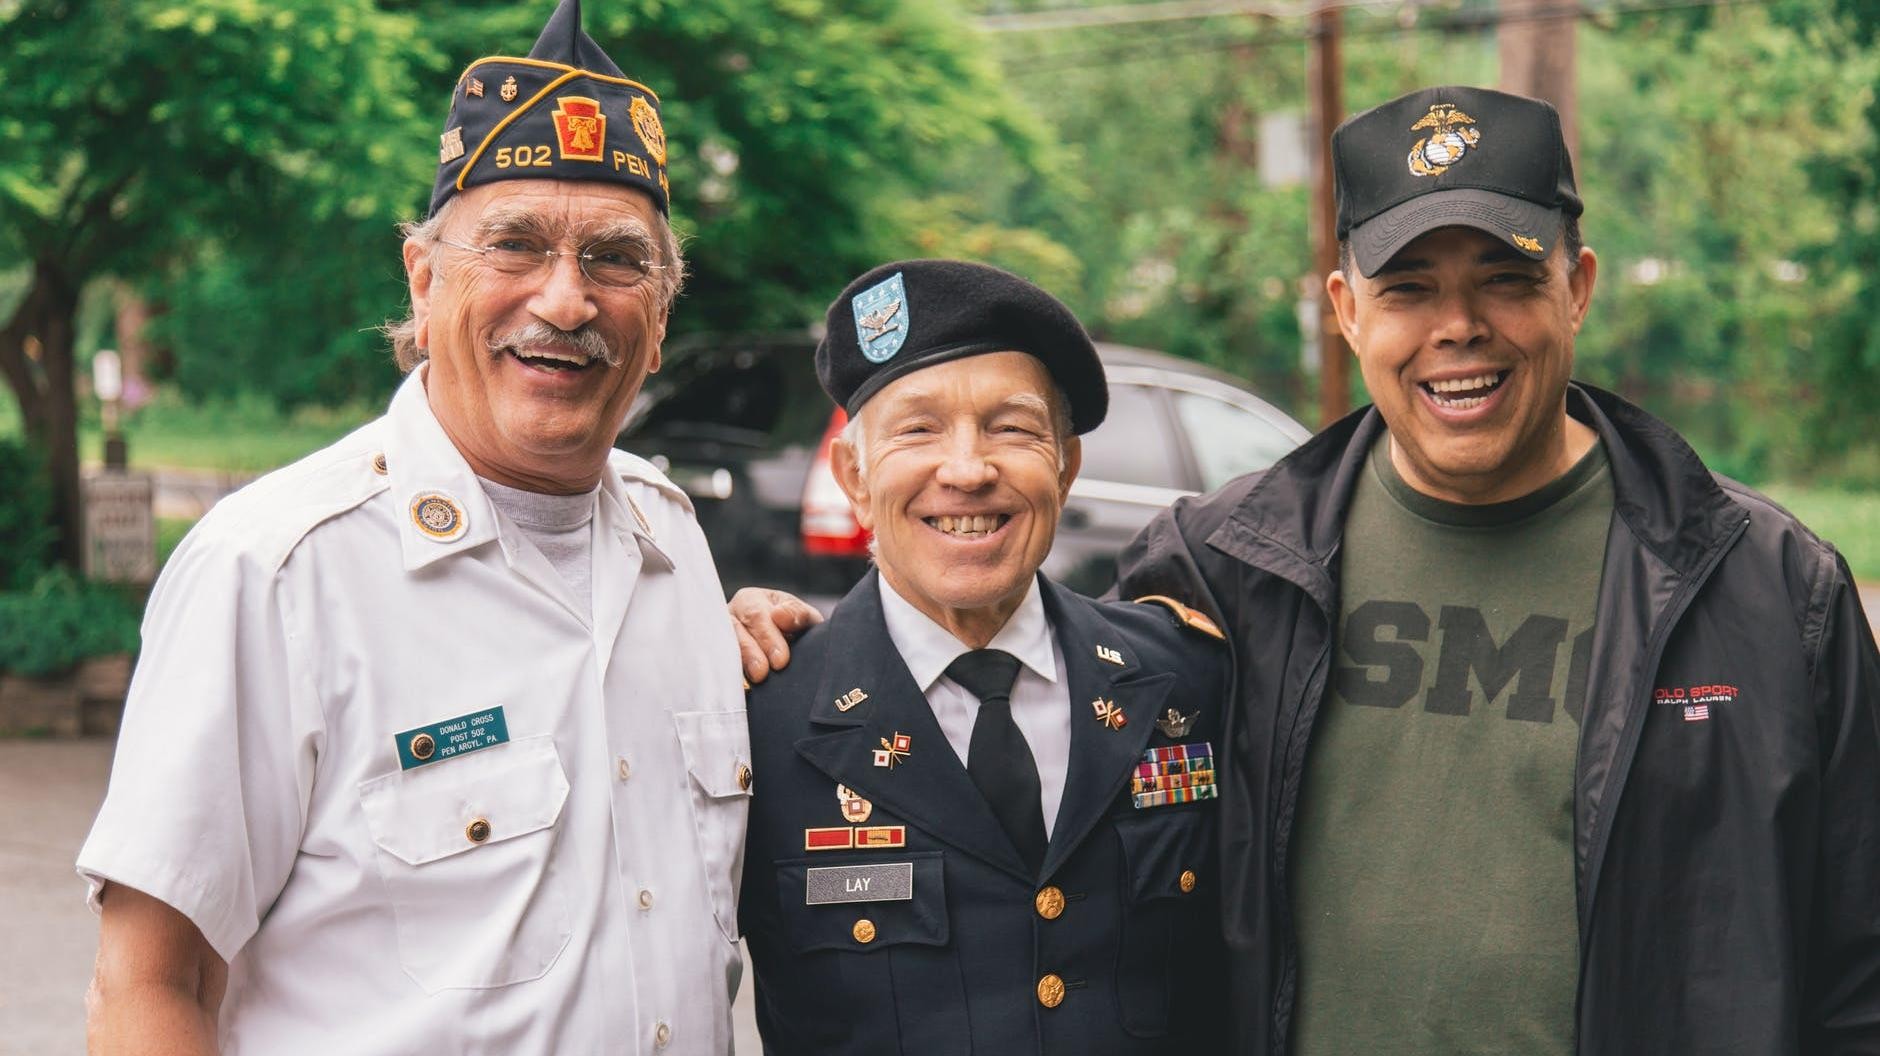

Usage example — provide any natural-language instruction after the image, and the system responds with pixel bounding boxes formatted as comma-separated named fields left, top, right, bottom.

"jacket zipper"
left=1270, top=629, right=1334, bottom=1052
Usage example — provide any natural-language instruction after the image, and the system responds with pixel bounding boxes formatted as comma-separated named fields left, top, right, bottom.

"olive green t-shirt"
left=1289, top=435, right=1614, bottom=1056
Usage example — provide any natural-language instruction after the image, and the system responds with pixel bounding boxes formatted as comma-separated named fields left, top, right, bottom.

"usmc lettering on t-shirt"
left=1332, top=600, right=1595, bottom=724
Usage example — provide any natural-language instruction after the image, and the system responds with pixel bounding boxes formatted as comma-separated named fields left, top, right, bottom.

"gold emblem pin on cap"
left=466, top=77, right=485, bottom=99
left=500, top=75, right=519, bottom=103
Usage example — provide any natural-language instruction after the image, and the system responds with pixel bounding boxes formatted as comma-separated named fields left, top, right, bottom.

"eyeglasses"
left=436, top=235, right=668, bottom=289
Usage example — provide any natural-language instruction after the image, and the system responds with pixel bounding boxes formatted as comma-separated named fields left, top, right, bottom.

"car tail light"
left=801, top=407, right=872, bottom=556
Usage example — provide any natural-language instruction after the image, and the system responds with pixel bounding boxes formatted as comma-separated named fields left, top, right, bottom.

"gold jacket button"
left=1037, top=973, right=1066, bottom=1008
left=1179, top=869, right=1197, bottom=894
left=1034, top=886, right=1066, bottom=920
left=653, top=1021, right=671, bottom=1048
left=736, top=763, right=753, bottom=791
left=852, top=919, right=877, bottom=944
left=466, top=818, right=491, bottom=843
left=371, top=452, right=388, bottom=475
left=409, top=733, right=436, bottom=761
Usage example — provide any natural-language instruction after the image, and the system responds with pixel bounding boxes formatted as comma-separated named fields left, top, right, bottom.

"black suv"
left=618, top=334, right=1310, bottom=604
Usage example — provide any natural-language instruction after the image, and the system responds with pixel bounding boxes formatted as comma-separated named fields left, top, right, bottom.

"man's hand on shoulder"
left=729, top=588, right=823, bottom=684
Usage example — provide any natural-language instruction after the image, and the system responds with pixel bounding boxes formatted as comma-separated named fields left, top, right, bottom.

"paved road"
left=0, top=738, right=764, bottom=1055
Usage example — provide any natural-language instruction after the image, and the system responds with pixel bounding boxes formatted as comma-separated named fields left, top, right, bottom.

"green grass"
left=1759, top=485, right=1880, bottom=581
left=157, top=517, right=194, bottom=567
left=0, top=388, right=375, bottom=474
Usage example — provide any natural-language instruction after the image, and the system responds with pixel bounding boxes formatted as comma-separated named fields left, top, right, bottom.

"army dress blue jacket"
left=740, top=570, right=1230, bottom=1055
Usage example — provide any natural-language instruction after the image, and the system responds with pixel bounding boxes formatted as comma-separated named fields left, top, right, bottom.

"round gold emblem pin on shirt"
left=410, top=492, right=467, bottom=542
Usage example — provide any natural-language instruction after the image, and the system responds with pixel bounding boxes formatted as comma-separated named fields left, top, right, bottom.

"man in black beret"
left=81, top=3, right=756, bottom=1053
left=739, top=259, right=1231, bottom=1053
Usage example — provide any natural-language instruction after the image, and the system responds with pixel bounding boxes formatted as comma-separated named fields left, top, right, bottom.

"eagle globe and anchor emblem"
left=1407, top=103, right=1482, bottom=177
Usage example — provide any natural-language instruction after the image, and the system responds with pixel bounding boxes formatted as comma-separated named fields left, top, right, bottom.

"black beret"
left=1334, top=86, right=1581, bottom=277
left=815, top=260, right=1107, bottom=435
left=429, top=0, right=669, bottom=218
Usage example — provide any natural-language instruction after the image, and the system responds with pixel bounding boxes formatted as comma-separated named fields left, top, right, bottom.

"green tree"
left=0, top=0, right=429, bottom=564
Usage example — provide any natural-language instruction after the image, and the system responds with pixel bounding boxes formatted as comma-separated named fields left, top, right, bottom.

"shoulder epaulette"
left=1133, top=594, right=1226, bottom=640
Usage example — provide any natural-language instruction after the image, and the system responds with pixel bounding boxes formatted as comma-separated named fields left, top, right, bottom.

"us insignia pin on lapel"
left=1096, top=644, right=1124, bottom=666
left=837, top=783, right=873, bottom=823
left=1092, top=697, right=1127, bottom=731
left=1155, top=708, right=1197, bottom=737
left=873, top=732, right=912, bottom=769
left=835, top=688, right=869, bottom=712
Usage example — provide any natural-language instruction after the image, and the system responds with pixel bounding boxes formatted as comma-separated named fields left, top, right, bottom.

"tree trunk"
left=0, top=260, right=85, bottom=569
left=1499, top=0, right=1579, bottom=166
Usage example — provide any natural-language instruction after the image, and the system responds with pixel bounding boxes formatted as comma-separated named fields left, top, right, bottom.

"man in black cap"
left=736, top=87, right=1880, bottom=1055
left=1114, top=85, right=1880, bottom=1054
left=80, top=4, right=754, bottom=1053
left=738, top=259, right=1230, bottom=1053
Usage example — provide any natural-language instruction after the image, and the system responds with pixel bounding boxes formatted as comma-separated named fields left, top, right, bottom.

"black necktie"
left=944, top=649, right=1048, bottom=874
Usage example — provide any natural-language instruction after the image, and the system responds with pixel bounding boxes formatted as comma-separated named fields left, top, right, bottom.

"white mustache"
left=491, top=322, right=618, bottom=367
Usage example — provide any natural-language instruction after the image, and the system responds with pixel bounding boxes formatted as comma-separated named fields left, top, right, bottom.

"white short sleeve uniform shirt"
left=77, top=367, right=750, bottom=1055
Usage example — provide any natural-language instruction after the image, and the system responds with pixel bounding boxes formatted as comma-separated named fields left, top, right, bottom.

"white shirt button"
left=654, top=1021, right=672, bottom=1048
left=638, top=888, right=654, bottom=910
left=616, top=756, right=631, bottom=781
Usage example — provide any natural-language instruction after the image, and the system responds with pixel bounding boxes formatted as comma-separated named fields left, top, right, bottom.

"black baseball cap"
left=428, top=0, right=670, bottom=218
left=1334, top=86, right=1582, bottom=277
left=815, top=260, right=1108, bottom=435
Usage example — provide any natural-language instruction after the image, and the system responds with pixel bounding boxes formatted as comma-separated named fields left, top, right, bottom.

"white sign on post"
left=83, top=473, right=156, bottom=585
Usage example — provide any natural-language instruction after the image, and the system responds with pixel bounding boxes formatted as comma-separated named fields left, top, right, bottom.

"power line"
left=995, top=0, right=1772, bottom=74
left=975, top=0, right=1415, bottom=33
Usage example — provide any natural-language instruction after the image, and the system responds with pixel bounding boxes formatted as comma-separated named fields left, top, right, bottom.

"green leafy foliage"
left=0, top=438, right=54, bottom=589
left=0, top=569, right=141, bottom=676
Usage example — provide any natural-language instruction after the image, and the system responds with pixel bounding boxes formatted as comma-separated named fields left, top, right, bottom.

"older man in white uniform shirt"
left=77, top=4, right=750, bottom=1053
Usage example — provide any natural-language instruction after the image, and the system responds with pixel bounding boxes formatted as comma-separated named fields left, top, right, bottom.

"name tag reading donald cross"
left=395, top=706, right=509, bottom=770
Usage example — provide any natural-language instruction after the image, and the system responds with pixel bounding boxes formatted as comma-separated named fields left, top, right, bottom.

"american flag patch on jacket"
left=1683, top=703, right=1710, bottom=722
left=1132, top=742, right=1217, bottom=808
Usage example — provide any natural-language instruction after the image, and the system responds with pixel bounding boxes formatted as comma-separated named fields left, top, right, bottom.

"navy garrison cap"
left=428, top=0, right=669, bottom=217
left=1334, top=86, right=1581, bottom=276
left=816, top=260, right=1108, bottom=435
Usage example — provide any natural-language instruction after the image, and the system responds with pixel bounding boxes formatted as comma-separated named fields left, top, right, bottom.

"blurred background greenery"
left=0, top=0, right=1877, bottom=661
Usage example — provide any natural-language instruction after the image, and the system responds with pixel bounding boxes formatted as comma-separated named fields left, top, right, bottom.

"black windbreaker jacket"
left=1114, top=383, right=1880, bottom=1054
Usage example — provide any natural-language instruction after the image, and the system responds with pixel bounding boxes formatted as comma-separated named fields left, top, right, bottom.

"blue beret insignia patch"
left=853, top=271, right=909, bottom=364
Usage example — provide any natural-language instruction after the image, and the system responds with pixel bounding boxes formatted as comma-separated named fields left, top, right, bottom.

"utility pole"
left=1310, top=0, right=1349, bottom=428
left=1499, top=0, right=1579, bottom=163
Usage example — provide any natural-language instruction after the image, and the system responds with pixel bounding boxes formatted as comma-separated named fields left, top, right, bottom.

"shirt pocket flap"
left=775, top=851, right=948, bottom=954
left=1113, top=808, right=1210, bottom=903
left=358, top=734, right=570, bottom=867
left=673, top=709, right=753, bottom=800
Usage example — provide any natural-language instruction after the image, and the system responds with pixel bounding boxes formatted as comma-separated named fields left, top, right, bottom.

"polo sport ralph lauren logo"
left=1656, top=682, right=1738, bottom=722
